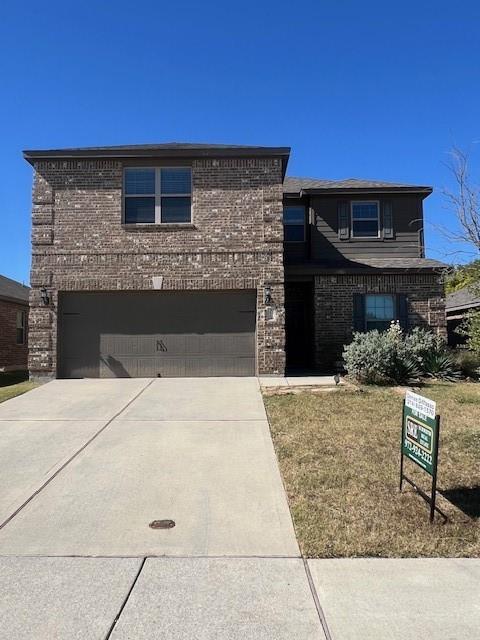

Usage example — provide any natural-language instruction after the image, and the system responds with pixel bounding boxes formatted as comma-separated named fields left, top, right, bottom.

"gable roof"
left=446, top=287, right=480, bottom=312
left=0, top=274, right=29, bottom=304
left=283, top=176, right=432, bottom=195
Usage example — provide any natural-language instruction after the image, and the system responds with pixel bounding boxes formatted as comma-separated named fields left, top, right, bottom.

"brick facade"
left=313, top=272, right=446, bottom=369
left=29, top=157, right=286, bottom=379
left=0, top=299, right=28, bottom=371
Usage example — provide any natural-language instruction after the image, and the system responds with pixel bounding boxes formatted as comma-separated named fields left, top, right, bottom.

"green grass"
left=0, top=371, right=37, bottom=404
left=264, top=382, right=480, bottom=558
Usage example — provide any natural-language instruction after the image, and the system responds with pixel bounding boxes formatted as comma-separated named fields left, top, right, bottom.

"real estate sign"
left=402, top=391, right=438, bottom=476
left=400, top=391, right=441, bottom=522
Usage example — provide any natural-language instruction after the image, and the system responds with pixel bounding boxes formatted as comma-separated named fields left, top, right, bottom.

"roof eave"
left=284, top=186, right=432, bottom=197
left=23, top=147, right=291, bottom=164
left=0, top=294, right=29, bottom=305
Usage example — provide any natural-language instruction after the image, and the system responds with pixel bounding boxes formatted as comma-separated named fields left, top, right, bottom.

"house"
left=446, top=287, right=480, bottom=346
left=23, top=143, right=446, bottom=380
left=0, top=274, right=29, bottom=372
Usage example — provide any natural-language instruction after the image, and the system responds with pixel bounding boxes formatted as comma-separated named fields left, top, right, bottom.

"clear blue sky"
left=1, top=1, right=479, bottom=284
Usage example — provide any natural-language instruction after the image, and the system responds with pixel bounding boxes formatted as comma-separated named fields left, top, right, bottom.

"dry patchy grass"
left=0, top=371, right=37, bottom=404
left=264, top=383, right=480, bottom=557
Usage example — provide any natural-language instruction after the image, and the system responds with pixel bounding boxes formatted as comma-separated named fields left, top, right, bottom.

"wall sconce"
left=40, top=287, right=50, bottom=306
left=264, top=285, right=272, bottom=305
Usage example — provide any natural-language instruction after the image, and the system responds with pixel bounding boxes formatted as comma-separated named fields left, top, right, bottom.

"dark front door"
left=284, top=282, right=314, bottom=372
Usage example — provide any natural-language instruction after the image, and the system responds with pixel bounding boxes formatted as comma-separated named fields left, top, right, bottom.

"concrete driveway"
left=0, top=377, right=298, bottom=557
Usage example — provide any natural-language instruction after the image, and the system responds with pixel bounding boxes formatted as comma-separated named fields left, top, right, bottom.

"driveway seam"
left=103, top=557, right=146, bottom=640
left=0, top=379, right=154, bottom=532
left=302, top=558, right=333, bottom=640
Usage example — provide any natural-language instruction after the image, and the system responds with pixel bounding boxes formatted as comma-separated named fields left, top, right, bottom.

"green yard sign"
left=400, top=391, right=441, bottom=522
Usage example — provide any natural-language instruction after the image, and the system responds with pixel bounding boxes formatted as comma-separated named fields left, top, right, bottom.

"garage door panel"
left=59, top=291, right=256, bottom=378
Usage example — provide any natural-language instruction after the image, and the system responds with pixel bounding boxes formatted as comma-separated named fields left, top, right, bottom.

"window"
left=365, top=294, right=395, bottom=331
left=16, top=310, right=26, bottom=345
left=124, top=168, right=192, bottom=224
left=351, top=201, right=379, bottom=238
left=283, top=206, right=305, bottom=242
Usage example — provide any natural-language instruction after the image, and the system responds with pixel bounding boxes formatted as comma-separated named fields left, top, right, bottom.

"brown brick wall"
left=313, top=272, right=446, bottom=369
left=29, top=157, right=286, bottom=378
left=0, top=299, right=28, bottom=371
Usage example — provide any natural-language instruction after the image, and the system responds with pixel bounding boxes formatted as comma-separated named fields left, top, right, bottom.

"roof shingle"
left=283, top=176, right=432, bottom=194
left=446, top=287, right=480, bottom=311
left=0, top=274, right=29, bottom=304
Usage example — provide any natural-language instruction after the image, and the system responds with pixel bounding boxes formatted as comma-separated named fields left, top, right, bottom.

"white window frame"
left=351, top=200, right=380, bottom=239
left=283, top=205, right=306, bottom=243
left=16, top=310, right=26, bottom=345
left=123, top=167, right=193, bottom=225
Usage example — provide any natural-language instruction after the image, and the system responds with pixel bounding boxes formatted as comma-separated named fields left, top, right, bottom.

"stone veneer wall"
left=313, top=272, right=446, bottom=369
left=29, top=157, right=286, bottom=379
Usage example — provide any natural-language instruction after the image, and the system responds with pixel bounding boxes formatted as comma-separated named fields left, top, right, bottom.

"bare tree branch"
left=439, top=147, right=480, bottom=254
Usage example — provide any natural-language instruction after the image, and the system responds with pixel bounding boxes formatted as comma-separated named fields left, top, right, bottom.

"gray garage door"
left=58, top=291, right=256, bottom=378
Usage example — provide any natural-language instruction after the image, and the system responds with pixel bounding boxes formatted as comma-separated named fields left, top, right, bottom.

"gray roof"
left=23, top=142, right=291, bottom=163
left=353, top=257, right=446, bottom=270
left=286, top=257, right=447, bottom=273
left=0, top=274, right=29, bottom=304
left=283, top=176, right=432, bottom=195
left=446, top=287, right=480, bottom=312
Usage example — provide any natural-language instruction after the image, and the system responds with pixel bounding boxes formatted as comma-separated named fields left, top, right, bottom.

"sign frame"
left=399, top=391, right=441, bottom=523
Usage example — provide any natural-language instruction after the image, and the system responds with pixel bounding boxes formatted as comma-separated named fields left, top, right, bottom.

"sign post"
left=400, top=390, right=441, bottom=522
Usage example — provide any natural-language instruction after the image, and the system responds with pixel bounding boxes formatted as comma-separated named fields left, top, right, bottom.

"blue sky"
left=1, top=1, right=479, bottom=284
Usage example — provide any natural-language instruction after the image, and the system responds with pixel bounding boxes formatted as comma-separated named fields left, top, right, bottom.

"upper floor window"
left=351, top=201, right=379, bottom=238
left=283, top=206, right=306, bottom=242
left=16, top=310, right=26, bottom=345
left=365, top=294, right=395, bottom=331
left=124, top=167, right=192, bottom=224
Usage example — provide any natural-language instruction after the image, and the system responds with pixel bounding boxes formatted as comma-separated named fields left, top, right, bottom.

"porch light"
left=40, top=287, right=50, bottom=306
left=264, top=285, right=272, bottom=305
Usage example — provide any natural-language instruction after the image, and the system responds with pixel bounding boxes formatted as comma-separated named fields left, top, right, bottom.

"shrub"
left=421, top=350, right=461, bottom=381
left=343, top=323, right=460, bottom=384
left=459, top=310, right=480, bottom=357
left=403, top=327, right=446, bottom=369
left=452, top=349, right=480, bottom=380
left=342, top=323, right=421, bottom=385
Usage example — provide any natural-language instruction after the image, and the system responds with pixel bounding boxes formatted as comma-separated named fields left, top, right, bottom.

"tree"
left=441, top=146, right=480, bottom=255
left=445, top=259, right=480, bottom=293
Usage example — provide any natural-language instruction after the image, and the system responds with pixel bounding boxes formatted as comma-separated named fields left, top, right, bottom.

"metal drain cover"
left=149, top=519, right=175, bottom=529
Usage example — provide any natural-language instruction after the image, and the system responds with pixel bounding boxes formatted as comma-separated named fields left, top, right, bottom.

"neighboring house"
left=0, top=274, right=29, bottom=372
left=23, top=143, right=446, bottom=380
left=446, top=287, right=480, bottom=346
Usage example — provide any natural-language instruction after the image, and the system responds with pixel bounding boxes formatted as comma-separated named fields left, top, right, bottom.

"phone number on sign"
left=404, top=440, right=432, bottom=466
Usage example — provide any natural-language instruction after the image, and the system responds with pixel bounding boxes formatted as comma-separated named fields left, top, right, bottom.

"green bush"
left=452, top=348, right=480, bottom=380
left=342, top=324, right=421, bottom=385
left=421, top=350, right=461, bottom=381
left=459, top=310, right=480, bottom=357
left=343, top=323, right=460, bottom=384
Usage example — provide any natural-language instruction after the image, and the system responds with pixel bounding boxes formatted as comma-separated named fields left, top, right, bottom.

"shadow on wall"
left=100, top=356, right=131, bottom=378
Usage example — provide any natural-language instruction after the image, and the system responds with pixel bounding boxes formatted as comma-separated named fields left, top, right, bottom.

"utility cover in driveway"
left=58, top=290, right=256, bottom=378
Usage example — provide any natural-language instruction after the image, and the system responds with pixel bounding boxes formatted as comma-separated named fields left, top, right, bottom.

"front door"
left=284, top=282, right=314, bottom=372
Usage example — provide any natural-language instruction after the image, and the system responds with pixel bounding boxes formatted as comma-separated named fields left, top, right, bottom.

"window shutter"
left=338, top=201, right=350, bottom=240
left=397, top=294, right=409, bottom=331
left=352, top=294, right=365, bottom=332
left=382, top=201, right=394, bottom=239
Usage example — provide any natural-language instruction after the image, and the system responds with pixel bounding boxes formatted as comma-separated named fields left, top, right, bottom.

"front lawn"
left=264, top=383, right=480, bottom=557
left=0, top=371, right=37, bottom=404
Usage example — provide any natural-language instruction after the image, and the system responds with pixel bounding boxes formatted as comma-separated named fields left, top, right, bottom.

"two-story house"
left=24, top=143, right=446, bottom=380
